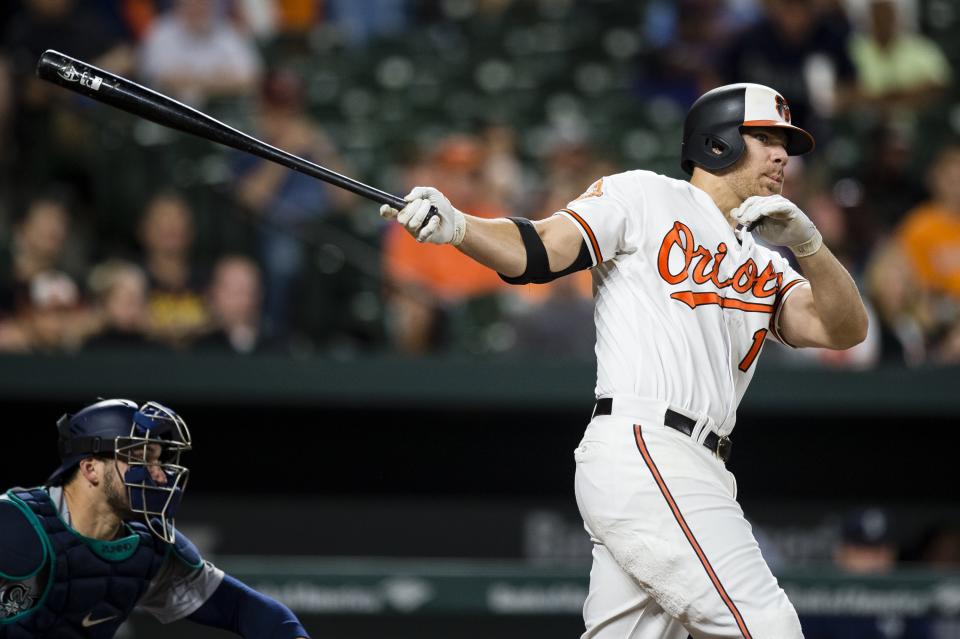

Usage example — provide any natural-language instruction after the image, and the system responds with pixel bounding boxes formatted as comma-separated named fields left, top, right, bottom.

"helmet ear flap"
left=688, top=131, right=743, bottom=173
left=704, top=134, right=730, bottom=159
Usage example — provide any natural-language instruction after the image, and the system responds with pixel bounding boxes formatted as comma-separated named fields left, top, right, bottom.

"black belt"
left=592, top=398, right=732, bottom=462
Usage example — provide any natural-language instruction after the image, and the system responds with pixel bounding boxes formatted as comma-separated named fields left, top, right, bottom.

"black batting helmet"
left=680, top=83, right=815, bottom=175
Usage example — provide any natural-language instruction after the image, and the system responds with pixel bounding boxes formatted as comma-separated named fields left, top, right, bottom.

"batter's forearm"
left=457, top=215, right=526, bottom=277
left=456, top=213, right=587, bottom=278
left=386, top=189, right=584, bottom=277
left=796, top=245, right=869, bottom=348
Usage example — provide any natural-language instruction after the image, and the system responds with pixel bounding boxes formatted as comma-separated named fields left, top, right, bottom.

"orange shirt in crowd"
left=897, top=203, right=960, bottom=298
left=279, top=0, right=320, bottom=32
left=513, top=269, right=593, bottom=304
left=384, top=207, right=508, bottom=302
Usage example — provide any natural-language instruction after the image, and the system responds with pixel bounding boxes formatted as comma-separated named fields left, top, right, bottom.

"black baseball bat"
left=36, top=49, right=437, bottom=223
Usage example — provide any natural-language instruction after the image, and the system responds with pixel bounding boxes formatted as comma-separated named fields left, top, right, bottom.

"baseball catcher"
left=0, top=399, right=309, bottom=638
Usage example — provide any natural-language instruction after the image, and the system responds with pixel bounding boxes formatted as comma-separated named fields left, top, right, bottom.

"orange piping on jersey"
left=562, top=208, right=603, bottom=264
left=634, top=425, right=754, bottom=639
left=768, top=278, right=807, bottom=344
left=670, top=291, right=774, bottom=314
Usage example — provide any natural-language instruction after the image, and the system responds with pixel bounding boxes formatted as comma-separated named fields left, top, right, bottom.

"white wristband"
left=451, top=209, right=467, bottom=246
left=789, top=230, right=823, bottom=258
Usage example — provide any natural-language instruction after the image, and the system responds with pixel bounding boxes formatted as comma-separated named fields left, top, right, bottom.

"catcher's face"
left=103, top=442, right=167, bottom=517
left=102, top=458, right=133, bottom=517
left=722, top=128, right=789, bottom=201
left=116, top=442, right=167, bottom=483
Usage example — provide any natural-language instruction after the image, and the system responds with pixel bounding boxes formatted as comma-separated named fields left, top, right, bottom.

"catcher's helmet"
left=680, top=83, right=815, bottom=175
left=47, top=398, right=191, bottom=543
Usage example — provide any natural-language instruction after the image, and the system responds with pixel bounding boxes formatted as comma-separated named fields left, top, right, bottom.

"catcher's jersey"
left=558, top=170, right=808, bottom=434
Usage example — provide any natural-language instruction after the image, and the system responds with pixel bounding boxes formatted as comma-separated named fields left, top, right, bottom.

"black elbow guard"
left=498, top=217, right=593, bottom=285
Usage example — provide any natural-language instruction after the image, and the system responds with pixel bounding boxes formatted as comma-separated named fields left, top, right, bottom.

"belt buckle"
left=716, top=436, right=732, bottom=463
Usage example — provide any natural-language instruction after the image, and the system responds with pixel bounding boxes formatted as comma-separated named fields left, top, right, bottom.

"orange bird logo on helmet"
left=775, top=95, right=792, bottom=123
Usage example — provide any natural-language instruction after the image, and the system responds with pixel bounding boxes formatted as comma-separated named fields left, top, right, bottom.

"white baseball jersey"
left=558, top=170, right=808, bottom=435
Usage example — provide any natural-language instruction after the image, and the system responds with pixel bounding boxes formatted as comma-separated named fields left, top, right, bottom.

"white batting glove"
left=379, top=186, right=467, bottom=246
left=731, top=195, right=823, bottom=257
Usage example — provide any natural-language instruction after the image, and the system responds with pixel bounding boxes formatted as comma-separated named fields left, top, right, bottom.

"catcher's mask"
left=47, top=398, right=191, bottom=543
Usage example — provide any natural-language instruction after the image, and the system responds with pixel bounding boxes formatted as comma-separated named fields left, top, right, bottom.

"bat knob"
left=423, top=207, right=440, bottom=227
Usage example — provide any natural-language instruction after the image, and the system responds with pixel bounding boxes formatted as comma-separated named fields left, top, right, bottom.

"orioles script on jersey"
left=657, top=220, right=782, bottom=313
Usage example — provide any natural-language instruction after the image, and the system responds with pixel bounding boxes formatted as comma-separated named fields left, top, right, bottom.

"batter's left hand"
left=380, top=186, right=467, bottom=245
left=732, top=195, right=823, bottom=257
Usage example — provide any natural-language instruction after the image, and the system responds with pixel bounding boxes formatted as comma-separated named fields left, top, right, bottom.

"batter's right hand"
left=379, top=186, right=467, bottom=246
left=731, top=194, right=823, bottom=257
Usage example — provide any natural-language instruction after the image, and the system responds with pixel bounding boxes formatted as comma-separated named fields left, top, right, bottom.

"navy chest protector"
left=0, top=488, right=201, bottom=639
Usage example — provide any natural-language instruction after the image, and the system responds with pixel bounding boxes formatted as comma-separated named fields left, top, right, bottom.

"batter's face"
left=721, top=128, right=789, bottom=201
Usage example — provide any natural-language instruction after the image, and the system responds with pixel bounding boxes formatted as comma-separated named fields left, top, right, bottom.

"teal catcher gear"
left=0, top=487, right=202, bottom=637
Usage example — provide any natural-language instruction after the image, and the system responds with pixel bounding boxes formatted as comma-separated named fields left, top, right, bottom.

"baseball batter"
left=381, top=83, right=868, bottom=638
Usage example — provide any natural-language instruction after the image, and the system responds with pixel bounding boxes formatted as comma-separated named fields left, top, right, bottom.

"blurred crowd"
left=784, top=507, right=960, bottom=637
left=0, top=0, right=957, bottom=367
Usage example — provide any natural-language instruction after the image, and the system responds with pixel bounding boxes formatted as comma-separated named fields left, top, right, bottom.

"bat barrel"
left=36, top=49, right=412, bottom=211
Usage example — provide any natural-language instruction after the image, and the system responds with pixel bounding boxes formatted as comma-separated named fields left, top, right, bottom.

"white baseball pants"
left=574, top=409, right=803, bottom=639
